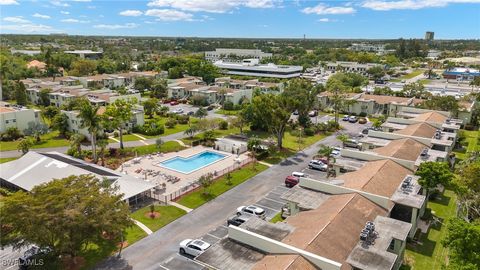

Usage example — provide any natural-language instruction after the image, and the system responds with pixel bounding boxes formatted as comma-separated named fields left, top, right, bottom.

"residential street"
left=94, top=122, right=366, bottom=270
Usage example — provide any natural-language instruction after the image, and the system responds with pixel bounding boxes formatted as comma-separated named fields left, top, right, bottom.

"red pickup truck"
left=285, top=175, right=299, bottom=188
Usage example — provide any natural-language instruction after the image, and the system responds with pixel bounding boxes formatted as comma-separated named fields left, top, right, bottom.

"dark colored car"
left=227, top=215, right=250, bottom=226
left=285, top=175, right=300, bottom=188
left=207, top=105, right=215, bottom=111
left=187, top=111, right=194, bottom=116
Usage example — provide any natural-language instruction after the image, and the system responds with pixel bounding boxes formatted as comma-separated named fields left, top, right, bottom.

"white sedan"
left=179, top=239, right=210, bottom=257
left=237, top=205, right=266, bottom=219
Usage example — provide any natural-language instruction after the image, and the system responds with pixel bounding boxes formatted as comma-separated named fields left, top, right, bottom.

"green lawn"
left=0, top=157, right=17, bottom=163
left=181, top=126, right=241, bottom=145
left=0, top=131, right=70, bottom=152
left=127, top=141, right=186, bottom=156
left=177, top=163, right=268, bottom=209
left=130, top=205, right=187, bottom=232
left=270, top=212, right=285, bottom=223
left=216, top=109, right=240, bottom=116
left=404, top=189, right=457, bottom=270
left=109, top=134, right=142, bottom=143
left=418, top=79, right=432, bottom=85
left=453, top=130, right=479, bottom=160
left=141, top=117, right=198, bottom=139
left=401, top=69, right=424, bottom=79
left=124, top=225, right=148, bottom=246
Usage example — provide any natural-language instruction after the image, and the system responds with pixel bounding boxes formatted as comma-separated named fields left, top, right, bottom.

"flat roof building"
left=64, top=49, right=103, bottom=59
left=205, top=48, right=272, bottom=63
left=214, top=59, right=302, bottom=79
left=443, top=67, right=480, bottom=82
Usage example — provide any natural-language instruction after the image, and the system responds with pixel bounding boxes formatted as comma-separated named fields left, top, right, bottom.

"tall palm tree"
left=78, top=103, right=102, bottom=163
left=317, top=144, right=334, bottom=178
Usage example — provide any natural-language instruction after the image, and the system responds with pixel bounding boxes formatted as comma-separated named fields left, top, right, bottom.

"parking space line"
left=262, top=197, right=286, bottom=205
left=206, top=233, right=221, bottom=240
left=274, top=185, right=289, bottom=192
left=158, top=264, right=170, bottom=270
left=254, top=204, right=280, bottom=212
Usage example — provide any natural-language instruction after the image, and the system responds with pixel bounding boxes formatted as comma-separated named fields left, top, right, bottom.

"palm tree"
left=78, top=103, right=102, bottom=163
left=97, top=138, right=108, bottom=166
left=336, top=134, right=350, bottom=147
left=69, top=133, right=85, bottom=157
left=317, top=144, right=334, bottom=178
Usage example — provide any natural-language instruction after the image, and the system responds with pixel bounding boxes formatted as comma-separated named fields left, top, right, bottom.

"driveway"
left=94, top=121, right=366, bottom=270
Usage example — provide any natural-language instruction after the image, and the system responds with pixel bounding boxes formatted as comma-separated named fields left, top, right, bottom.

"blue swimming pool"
left=158, top=151, right=227, bottom=174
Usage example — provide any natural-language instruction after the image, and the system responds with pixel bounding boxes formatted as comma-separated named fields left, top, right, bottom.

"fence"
left=149, top=157, right=254, bottom=204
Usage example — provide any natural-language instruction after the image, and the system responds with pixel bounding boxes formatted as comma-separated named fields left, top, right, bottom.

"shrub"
left=1, top=127, right=23, bottom=141
left=222, top=101, right=234, bottom=110
left=219, top=120, right=228, bottom=130
left=176, top=115, right=190, bottom=125
left=359, top=112, right=367, bottom=117
left=165, top=118, right=177, bottom=129
left=134, top=121, right=165, bottom=136
left=304, top=128, right=315, bottom=136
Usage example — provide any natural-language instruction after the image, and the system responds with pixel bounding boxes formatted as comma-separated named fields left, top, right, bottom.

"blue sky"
left=1, top=0, right=479, bottom=39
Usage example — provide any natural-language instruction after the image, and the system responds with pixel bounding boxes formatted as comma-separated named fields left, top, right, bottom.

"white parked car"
left=331, top=147, right=341, bottom=157
left=308, top=160, right=328, bottom=171
left=179, top=239, right=210, bottom=257
left=291, top=171, right=306, bottom=178
left=172, top=108, right=184, bottom=114
left=237, top=205, right=266, bottom=219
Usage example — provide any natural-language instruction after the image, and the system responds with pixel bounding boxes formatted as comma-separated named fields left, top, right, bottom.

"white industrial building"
left=325, top=61, right=384, bottom=75
left=205, top=48, right=272, bottom=62
left=214, top=59, right=302, bottom=79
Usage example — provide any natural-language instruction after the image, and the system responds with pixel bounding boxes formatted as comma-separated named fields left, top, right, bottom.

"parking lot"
left=161, top=103, right=228, bottom=120
left=159, top=184, right=292, bottom=269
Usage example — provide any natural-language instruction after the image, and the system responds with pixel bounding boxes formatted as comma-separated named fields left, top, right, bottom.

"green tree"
left=249, top=93, right=294, bottom=149
left=0, top=175, right=133, bottom=266
left=325, top=77, right=349, bottom=124
left=442, top=218, right=480, bottom=270
left=317, top=144, right=335, bottom=178
left=15, top=81, right=28, bottom=106
left=151, top=79, right=168, bottom=98
left=203, top=130, right=215, bottom=141
left=336, top=134, right=350, bottom=146
left=42, top=105, right=60, bottom=123
left=97, top=138, right=109, bottom=167
left=367, top=66, right=385, bottom=80
left=415, top=161, right=453, bottom=198
left=52, top=112, right=70, bottom=137
left=143, top=98, right=159, bottom=118
left=104, top=99, right=135, bottom=149
left=17, top=138, right=33, bottom=155
left=133, top=77, right=153, bottom=93
left=78, top=103, right=103, bottom=163
left=69, top=133, right=85, bottom=158
left=194, top=107, right=208, bottom=119
left=282, top=79, right=321, bottom=127
left=23, top=122, right=48, bottom=142
left=38, top=88, right=51, bottom=106
left=70, top=59, right=97, bottom=76
left=453, top=161, right=480, bottom=220
left=184, top=126, right=198, bottom=139
left=199, top=173, right=214, bottom=196
left=421, top=96, right=459, bottom=116
left=168, top=66, right=183, bottom=79
left=402, top=82, right=430, bottom=99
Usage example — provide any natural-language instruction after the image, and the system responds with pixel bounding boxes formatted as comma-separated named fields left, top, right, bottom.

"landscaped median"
left=176, top=163, right=268, bottom=209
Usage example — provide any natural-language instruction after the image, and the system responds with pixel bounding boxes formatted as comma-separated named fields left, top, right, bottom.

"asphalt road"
left=94, top=121, right=366, bottom=270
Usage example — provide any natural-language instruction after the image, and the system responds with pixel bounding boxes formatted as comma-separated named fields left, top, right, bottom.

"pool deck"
left=117, top=146, right=250, bottom=197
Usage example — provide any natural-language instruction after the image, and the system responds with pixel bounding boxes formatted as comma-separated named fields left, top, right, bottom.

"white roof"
left=0, top=151, right=155, bottom=200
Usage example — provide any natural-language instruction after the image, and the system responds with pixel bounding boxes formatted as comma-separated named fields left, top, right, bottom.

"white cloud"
left=145, top=9, right=194, bottom=21
left=119, top=10, right=143, bottom=16
left=72, top=0, right=91, bottom=2
left=318, top=18, right=330, bottom=22
left=60, top=11, right=70, bottom=15
left=93, top=23, right=139, bottom=29
left=0, top=24, right=56, bottom=33
left=3, top=16, right=30, bottom=23
left=33, top=13, right=51, bottom=19
left=362, top=0, right=480, bottom=11
left=61, top=18, right=90, bottom=23
left=51, top=1, right=69, bottom=7
left=302, top=4, right=356, bottom=15
left=0, top=0, right=19, bottom=5
left=147, top=0, right=280, bottom=13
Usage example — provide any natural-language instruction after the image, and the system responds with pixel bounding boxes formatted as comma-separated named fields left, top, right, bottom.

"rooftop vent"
left=420, top=148, right=429, bottom=157
left=359, top=221, right=377, bottom=245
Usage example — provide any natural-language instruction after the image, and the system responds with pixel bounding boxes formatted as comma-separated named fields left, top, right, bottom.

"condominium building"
left=0, top=103, right=42, bottom=133
left=325, top=61, right=384, bottom=75
left=204, top=48, right=272, bottom=62
left=214, top=59, right=302, bottom=79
